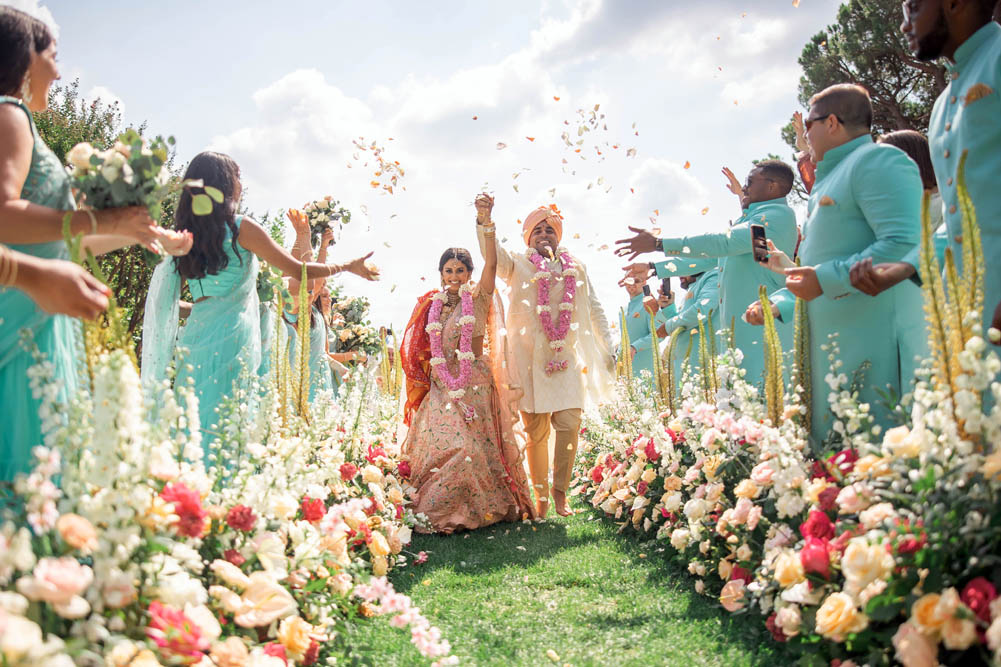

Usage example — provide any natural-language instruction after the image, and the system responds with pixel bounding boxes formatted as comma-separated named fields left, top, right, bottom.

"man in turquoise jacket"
left=632, top=269, right=720, bottom=393
left=746, top=84, right=926, bottom=448
left=616, top=161, right=798, bottom=390
left=847, top=0, right=1001, bottom=406
left=621, top=276, right=662, bottom=381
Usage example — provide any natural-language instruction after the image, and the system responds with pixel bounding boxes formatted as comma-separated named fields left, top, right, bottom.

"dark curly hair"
left=438, top=247, right=474, bottom=273
left=0, top=7, right=54, bottom=97
left=173, top=152, right=244, bottom=280
left=878, top=130, right=936, bottom=191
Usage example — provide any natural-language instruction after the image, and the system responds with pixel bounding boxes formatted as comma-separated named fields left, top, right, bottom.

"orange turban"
left=522, top=206, right=564, bottom=246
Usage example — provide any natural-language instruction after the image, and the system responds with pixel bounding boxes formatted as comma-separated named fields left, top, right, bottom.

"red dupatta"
left=400, top=290, right=438, bottom=427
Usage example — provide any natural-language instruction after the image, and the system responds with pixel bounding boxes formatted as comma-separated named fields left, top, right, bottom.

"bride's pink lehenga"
left=401, top=288, right=535, bottom=533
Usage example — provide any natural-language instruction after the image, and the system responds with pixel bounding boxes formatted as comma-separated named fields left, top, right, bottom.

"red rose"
left=799, top=510, right=835, bottom=541
left=730, top=566, right=752, bottom=584
left=665, top=427, right=682, bottom=444
left=300, top=497, right=326, bottom=522
left=225, top=505, right=257, bottom=532
left=800, top=537, right=831, bottom=579
left=590, top=465, right=604, bottom=484
left=159, top=482, right=207, bottom=538
left=396, top=460, right=411, bottom=479
left=624, top=445, right=636, bottom=458
left=961, top=577, right=998, bottom=624
left=636, top=481, right=649, bottom=496
left=339, top=462, right=359, bottom=481
left=395, top=504, right=403, bottom=520
left=644, top=438, right=659, bottom=461
left=896, top=534, right=926, bottom=555
left=303, top=639, right=320, bottom=666
left=817, top=486, right=839, bottom=512
left=828, top=449, right=858, bottom=475
left=766, top=613, right=788, bottom=643
left=223, top=549, right=246, bottom=566
left=263, top=643, right=288, bottom=664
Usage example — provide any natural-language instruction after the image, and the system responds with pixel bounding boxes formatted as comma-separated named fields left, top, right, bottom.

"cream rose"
left=734, top=479, right=760, bottom=499
left=16, top=557, right=93, bottom=619
left=773, top=550, right=805, bottom=588
left=66, top=142, right=95, bottom=170
left=858, top=502, right=896, bottom=530
left=775, top=606, right=802, bottom=637
left=210, top=636, right=250, bottom=667
left=278, top=616, right=314, bottom=658
left=892, top=621, right=938, bottom=667
left=361, top=465, right=384, bottom=484
left=233, top=572, right=297, bottom=628
left=841, top=539, right=894, bottom=598
left=815, top=592, right=869, bottom=641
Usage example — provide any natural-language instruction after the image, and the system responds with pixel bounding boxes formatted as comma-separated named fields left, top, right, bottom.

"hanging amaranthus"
left=696, top=315, right=712, bottom=403
left=294, top=264, right=311, bottom=422
left=957, top=151, right=985, bottom=327
left=705, top=310, right=719, bottom=395
left=759, top=285, right=784, bottom=427
left=663, top=328, right=683, bottom=415
left=792, top=261, right=811, bottom=436
left=647, top=311, right=665, bottom=407
left=618, top=308, right=633, bottom=380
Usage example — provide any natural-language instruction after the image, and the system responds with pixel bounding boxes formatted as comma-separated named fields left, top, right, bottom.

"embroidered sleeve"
left=473, top=287, right=490, bottom=337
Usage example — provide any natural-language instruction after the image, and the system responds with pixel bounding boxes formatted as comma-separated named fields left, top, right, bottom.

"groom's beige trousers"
left=520, top=409, right=582, bottom=499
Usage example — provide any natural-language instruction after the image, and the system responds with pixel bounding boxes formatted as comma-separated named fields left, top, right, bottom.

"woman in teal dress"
left=141, top=151, right=379, bottom=449
left=285, top=304, right=335, bottom=402
left=0, top=7, right=191, bottom=481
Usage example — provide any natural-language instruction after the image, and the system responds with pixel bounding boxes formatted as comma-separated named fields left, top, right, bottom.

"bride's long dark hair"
left=173, top=151, right=243, bottom=280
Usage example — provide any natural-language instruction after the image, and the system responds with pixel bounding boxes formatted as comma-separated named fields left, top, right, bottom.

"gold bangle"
left=0, top=244, right=18, bottom=287
left=75, top=208, right=98, bottom=235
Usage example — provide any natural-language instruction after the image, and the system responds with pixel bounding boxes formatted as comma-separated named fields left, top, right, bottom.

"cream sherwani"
left=477, top=226, right=616, bottom=414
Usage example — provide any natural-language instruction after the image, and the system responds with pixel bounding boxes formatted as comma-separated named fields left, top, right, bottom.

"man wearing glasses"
left=747, top=83, right=926, bottom=448
left=850, top=0, right=1001, bottom=400
left=614, top=161, right=798, bottom=391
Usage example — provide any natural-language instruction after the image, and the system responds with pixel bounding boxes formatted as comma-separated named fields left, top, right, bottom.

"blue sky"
left=18, top=0, right=842, bottom=331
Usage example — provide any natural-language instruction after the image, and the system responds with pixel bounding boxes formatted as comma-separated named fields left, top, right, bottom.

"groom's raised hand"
left=614, top=226, right=659, bottom=260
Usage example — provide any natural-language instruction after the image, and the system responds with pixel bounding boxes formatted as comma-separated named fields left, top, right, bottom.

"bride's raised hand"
left=474, top=193, right=494, bottom=222
left=287, top=209, right=309, bottom=236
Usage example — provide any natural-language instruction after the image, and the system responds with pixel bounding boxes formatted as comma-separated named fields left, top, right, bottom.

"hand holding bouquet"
left=302, top=195, right=351, bottom=247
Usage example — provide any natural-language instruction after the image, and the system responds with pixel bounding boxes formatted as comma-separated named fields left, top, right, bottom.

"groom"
left=477, top=204, right=615, bottom=517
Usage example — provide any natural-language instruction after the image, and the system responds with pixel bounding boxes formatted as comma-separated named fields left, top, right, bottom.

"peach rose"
left=941, top=615, right=977, bottom=651
left=859, top=502, right=896, bottom=530
left=233, top=573, right=297, bottom=628
left=56, top=514, right=98, bottom=553
left=815, top=592, right=868, bottom=641
left=662, top=475, right=683, bottom=492
left=720, top=579, right=746, bottom=612
left=210, top=636, right=249, bottom=667
left=368, top=531, right=390, bottom=557
left=883, top=425, right=922, bottom=459
left=854, top=454, right=891, bottom=478
left=911, top=593, right=949, bottom=637
left=718, top=559, right=733, bottom=581
left=892, top=621, right=938, bottom=667
left=372, top=555, right=388, bottom=576
left=750, top=461, right=776, bottom=486
left=361, top=465, right=384, bottom=484
left=773, top=550, right=805, bottom=588
left=775, top=606, right=802, bottom=637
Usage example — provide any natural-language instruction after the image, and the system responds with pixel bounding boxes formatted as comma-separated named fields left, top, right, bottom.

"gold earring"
left=19, top=72, right=32, bottom=104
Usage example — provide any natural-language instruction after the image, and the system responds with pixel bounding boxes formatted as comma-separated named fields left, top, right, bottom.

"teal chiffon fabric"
left=286, top=308, right=334, bottom=401
left=0, top=97, right=81, bottom=482
left=142, top=219, right=261, bottom=449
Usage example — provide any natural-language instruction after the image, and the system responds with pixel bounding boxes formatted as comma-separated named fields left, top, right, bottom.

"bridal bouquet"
left=303, top=195, right=351, bottom=246
left=65, top=129, right=177, bottom=220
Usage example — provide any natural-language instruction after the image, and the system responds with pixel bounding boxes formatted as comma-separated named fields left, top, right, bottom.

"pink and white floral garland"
left=425, top=283, right=476, bottom=401
left=528, top=247, right=578, bottom=373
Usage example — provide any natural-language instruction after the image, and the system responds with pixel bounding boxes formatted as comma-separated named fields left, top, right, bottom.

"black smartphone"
left=750, top=224, right=769, bottom=263
left=661, top=277, right=672, bottom=296
left=642, top=284, right=652, bottom=297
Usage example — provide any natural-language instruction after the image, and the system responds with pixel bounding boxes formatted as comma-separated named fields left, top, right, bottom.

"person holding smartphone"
left=616, top=160, right=799, bottom=391
left=621, top=274, right=664, bottom=383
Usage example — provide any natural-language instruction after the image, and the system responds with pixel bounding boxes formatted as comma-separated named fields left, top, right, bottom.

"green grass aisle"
left=351, top=510, right=794, bottom=666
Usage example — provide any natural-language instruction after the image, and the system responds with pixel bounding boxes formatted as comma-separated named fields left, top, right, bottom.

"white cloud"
left=86, top=85, right=124, bottom=115
left=2, top=0, right=59, bottom=38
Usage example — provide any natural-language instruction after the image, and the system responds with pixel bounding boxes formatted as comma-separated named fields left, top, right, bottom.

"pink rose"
left=746, top=506, right=763, bottom=531
left=960, top=577, right=997, bottom=625
left=644, top=438, right=659, bottom=461
left=750, top=461, right=776, bottom=486
left=340, top=462, right=359, bottom=481
left=836, top=483, right=867, bottom=514
left=732, top=497, right=753, bottom=524
left=16, top=557, right=93, bottom=618
left=146, top=601, right=210, bottom=662
left=892, top=621, right=938, bottom=667
left=225, top=505, right=257, bottom=533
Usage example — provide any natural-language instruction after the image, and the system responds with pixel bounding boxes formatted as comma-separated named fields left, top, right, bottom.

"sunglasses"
left=804, top=113, right=844, bottom=131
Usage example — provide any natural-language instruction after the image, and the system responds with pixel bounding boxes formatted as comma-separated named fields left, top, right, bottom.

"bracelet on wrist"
left=0, top=245, right=18, bottom=286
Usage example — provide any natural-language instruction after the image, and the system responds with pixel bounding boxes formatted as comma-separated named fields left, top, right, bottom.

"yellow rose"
left=361, top=465, right=384, bottom=484
left=641, top=468, right=657, bottom=484
left=815, top=592, right=869, bottom=641
left=372, top=555, right=388, bottom=576
left=910, top=593, right=948, bottom=637
left=805, top=478, right=829, bottom=504
left=883, top=425, right=922, bottom=459
left=718, top=559, right=733, bottom=580
left=386, top=486, right=404, bottom=505
left=662, top=475, right=683, bottom=492
left=854, top=455, right=891, bottom=478
left=278, top=616, right=314, bottom=658
left=841, top=539, right=894, bottom=598
left=369, top=531, right=391, bottom=557
left=734, top=479, right=760, bottom=499
left=773, top=550, right=806, bottom=588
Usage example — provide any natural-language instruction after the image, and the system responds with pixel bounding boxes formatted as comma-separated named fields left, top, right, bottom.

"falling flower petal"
left=701, top=207, right=710, bottom=215
left=496, top=142, right=507, bottom=150
left=683, top=161, right=691, bottom=169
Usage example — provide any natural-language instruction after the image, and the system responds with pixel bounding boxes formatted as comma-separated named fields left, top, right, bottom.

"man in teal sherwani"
left=746, top=84, right=926, bottom=448
left=615, top=161, right=798, bottom=390
left=848, top=0, right=1001, bottom=406
left=621, top=276, right=662, bottom=381
left=632, top=269, right=720, bottom=392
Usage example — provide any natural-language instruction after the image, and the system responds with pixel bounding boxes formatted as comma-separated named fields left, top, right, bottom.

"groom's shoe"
left=552, top=490, right=575, bottom=517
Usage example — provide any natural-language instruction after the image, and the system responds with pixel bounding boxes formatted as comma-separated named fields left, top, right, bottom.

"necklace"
left=426, top=283, right=476, bottom=401
left=527, top=247, right=578, bottom=373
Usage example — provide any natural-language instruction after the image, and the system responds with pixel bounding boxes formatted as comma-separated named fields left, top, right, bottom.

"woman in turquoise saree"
left=0, top=7, right=191, bottom=481
left=142, top=151, right=379, bottom=451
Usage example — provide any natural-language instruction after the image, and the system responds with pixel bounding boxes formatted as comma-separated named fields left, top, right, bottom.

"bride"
left=399, top=194, right=535, bottom=533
